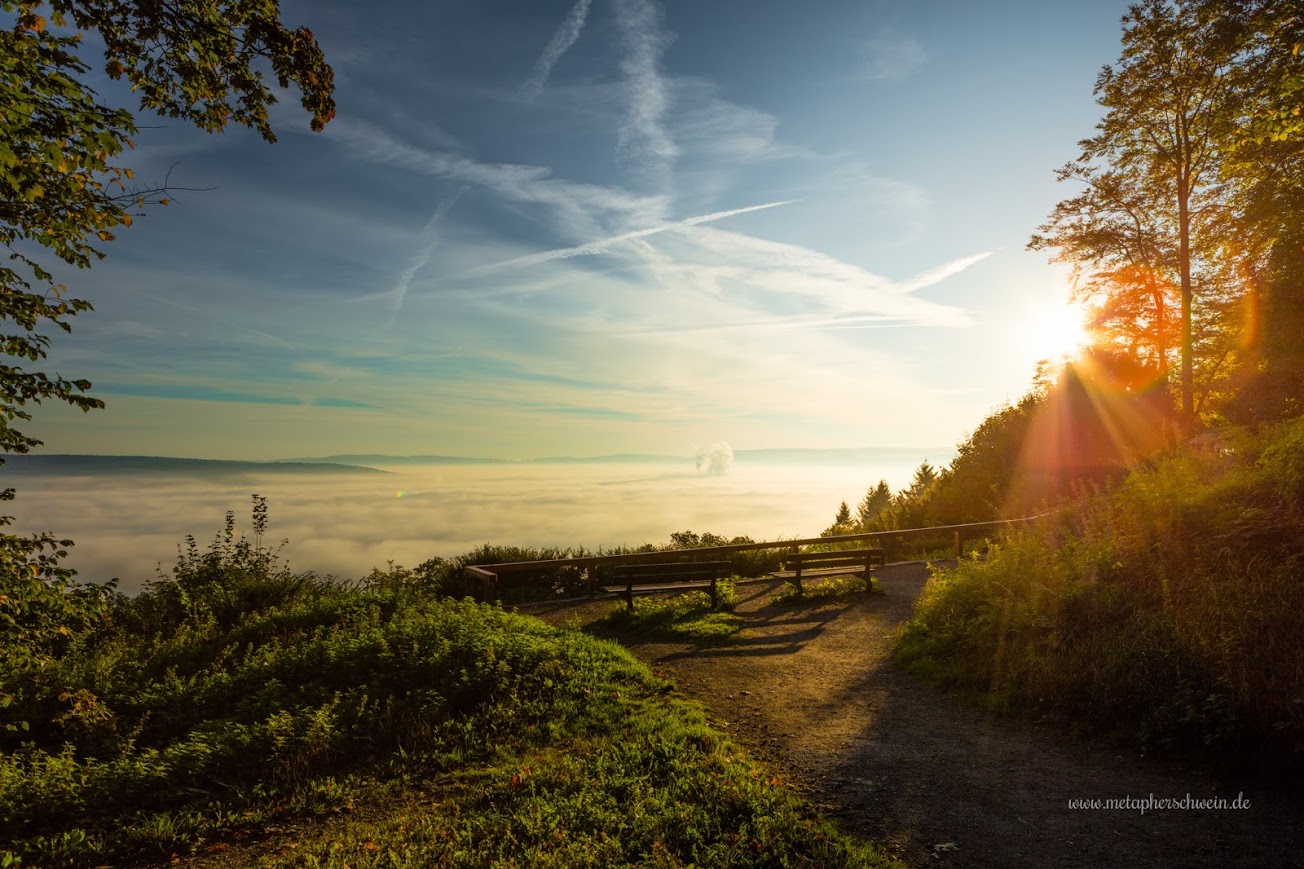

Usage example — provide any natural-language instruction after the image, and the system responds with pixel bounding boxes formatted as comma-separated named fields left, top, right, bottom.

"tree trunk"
left=1178, top=173, right=1195, bottom=432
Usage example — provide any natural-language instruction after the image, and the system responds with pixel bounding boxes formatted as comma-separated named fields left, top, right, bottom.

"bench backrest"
left=787, top=549, right=882, bottom=565
left=607, top=561, right=732, bottom=584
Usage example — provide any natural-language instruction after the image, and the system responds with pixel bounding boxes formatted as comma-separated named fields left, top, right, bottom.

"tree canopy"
left=0, top=0, right=333, bottom=654
left=1033, top=0, right=1304, bottom=430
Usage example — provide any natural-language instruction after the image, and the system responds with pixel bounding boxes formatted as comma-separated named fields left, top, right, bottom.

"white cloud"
left=695, top=442, right=733, bottom=476
left=897, top=250, right=995, bottom=292
left=612, top=0, right=678, bottom=191
left=862, top=31, right=927, bottom=81
left=522, top=0, right=593, bottom=99
left=327, top=117, right=666, bottom=238
left=673, top=225, right=978, bottom=325
left=451, top=199, right=797, bottom=278
left=671, top=77, right=813, bottom=164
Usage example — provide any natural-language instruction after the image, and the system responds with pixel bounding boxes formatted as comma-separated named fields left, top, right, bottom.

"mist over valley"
left=10, top=448, right=951, bottom=593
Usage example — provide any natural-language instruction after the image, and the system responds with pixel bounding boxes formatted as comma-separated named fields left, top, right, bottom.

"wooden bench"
left=601, top=561, right=733, bottom=611
left=782, top=548, right=885, bottom=594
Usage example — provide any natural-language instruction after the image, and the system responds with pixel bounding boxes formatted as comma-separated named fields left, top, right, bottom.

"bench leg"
left=792, top=567, right=803, bottom=595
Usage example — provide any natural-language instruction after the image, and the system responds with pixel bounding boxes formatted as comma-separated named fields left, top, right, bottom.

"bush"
left=896, top=419, right=1304, bottom=771
left=0, top=507, right=899, bottom=867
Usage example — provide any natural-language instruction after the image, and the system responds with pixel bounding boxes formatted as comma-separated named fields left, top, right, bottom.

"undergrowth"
left=0, top=507, right=896, bottom=867
left=596, top=580, right=743, bottom=643
left=896, top=416, right=1304, bottom=772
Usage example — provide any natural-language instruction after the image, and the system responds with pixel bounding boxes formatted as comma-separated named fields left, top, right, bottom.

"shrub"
left=896, top=419, right=1304, bottom=771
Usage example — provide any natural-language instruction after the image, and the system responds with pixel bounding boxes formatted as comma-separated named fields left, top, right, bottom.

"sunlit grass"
left=595, top=581, right=743, bottom=643
left=768, top=572, right=873, bottom=605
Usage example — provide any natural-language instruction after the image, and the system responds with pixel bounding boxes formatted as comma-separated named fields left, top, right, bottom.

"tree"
left=906, top=461, right=937, bottom=500
left=1, top=0, right=334, bottom=460
left=834, top=500, right=851, bottom=525
left=856, top=480, right=892, bottom=526
left=1034, top=0, right=1248, bottom=429
left=1029, top=167, right=1180, bottom=375
left=1215, top=0, right=1304, bottom=421
left=1231, top=0, right=1304, bottom=146
left=0, top=0, right=333, bottom=643
left=1215, top=131, right=1304, bottom=420
left=923, top=393, right=1044, bottom=522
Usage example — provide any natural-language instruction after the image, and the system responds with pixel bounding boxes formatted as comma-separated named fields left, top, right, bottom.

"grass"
left=595, top=580, right=744, bottom=643
left=895, top=415, right=1304, bottom=772
left=198, top=695, right=891, bottom=868
left=768, top=572, right=873, bottom=605
left=0, top=530, right=898, bottom=867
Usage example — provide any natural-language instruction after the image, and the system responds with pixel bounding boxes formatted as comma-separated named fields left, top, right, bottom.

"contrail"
left=388, top=187, right=465, bottom=321
left=455, top=199, right=798, bottom=278
left=897, top=250, right=994, bottom=292
left=522, top=0, right=592, bottom=99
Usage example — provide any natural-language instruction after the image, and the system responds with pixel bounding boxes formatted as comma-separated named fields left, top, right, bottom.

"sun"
left=1029, top=299, right=1089, bottom=362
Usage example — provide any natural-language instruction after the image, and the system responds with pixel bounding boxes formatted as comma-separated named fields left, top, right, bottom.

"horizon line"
left=9, top=446, right=959, bottom=464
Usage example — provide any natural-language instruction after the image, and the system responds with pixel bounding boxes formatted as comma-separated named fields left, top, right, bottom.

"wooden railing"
left=464, top=514, right=1050, bottom=603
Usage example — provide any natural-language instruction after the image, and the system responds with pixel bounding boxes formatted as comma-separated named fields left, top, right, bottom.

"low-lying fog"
left=10, top=454, right=947, bottom=593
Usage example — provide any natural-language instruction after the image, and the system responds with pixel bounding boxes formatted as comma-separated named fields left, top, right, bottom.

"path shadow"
left=608, top=570, right=905, bottom=662
left=756, top=564, right=1304, bottom=869
left=570, top=560, right=1304, bottom=867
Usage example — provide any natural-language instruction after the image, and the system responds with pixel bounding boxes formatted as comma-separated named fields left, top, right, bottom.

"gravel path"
left=528, top=563, right=1304, bottom=868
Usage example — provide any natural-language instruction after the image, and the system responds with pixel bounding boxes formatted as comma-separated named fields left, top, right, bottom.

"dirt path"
left=528, top=563, right=1304, bottom=868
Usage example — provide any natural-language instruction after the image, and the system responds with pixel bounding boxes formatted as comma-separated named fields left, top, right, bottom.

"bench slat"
left=603, top=561, right=731, bottom=610
left=600, top=581, right=714, bottom=594
left=608, top=561, right=731, bottom=575
left=783, top=548, right=884, bottom=594
left=787, top=549, right=883, bottom=561
left=787, top=556, right=874, bottom=566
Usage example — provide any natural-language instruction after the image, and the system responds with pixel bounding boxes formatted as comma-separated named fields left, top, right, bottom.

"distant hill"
left=527, top=453, right=685, bottom=464
left=1, top=455, right=391, bottom=476
left=734, top=447, right=954, bottom=465
left=2, top=449, right=957, bottom=478
left=275, top=448, right=955, bottom=468
left=277, top=454, right=511, bottom=466
left=279, top=453, right=685, bottom=465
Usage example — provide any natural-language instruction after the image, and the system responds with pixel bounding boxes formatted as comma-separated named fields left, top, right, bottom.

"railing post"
left=954, top=530, right=962, bottom=558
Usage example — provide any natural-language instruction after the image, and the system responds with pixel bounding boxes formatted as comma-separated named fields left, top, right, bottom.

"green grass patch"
left=1, top=540, right=896, bottom=866
left=769, top=573, right=872, bottom=605
left=595, top=581, right=743, bottom=643
left=201, top=697, right=896, bottom=867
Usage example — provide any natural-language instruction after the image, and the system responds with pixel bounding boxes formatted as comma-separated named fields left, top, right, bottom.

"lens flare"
left=1030, top=300, right=1088, bottom=361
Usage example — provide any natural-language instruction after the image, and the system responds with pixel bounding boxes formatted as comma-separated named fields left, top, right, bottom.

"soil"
left=525, top=563, right=1304, bottom=868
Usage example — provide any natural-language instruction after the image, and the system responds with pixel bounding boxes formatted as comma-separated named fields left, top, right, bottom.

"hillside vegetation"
left=895, top=415, right=1304, bottom=770
left=0, top=518, right=897, bottom=867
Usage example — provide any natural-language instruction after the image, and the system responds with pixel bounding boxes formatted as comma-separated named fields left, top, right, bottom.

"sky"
left=27, top=0, right=1132, bottom=461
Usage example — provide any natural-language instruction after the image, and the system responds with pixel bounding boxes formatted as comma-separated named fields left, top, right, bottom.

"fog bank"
left=9, top=455, right=946, bottom=593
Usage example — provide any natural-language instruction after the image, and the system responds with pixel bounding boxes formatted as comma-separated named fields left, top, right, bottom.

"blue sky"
left=31, top=0, right=1130, bottom=460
